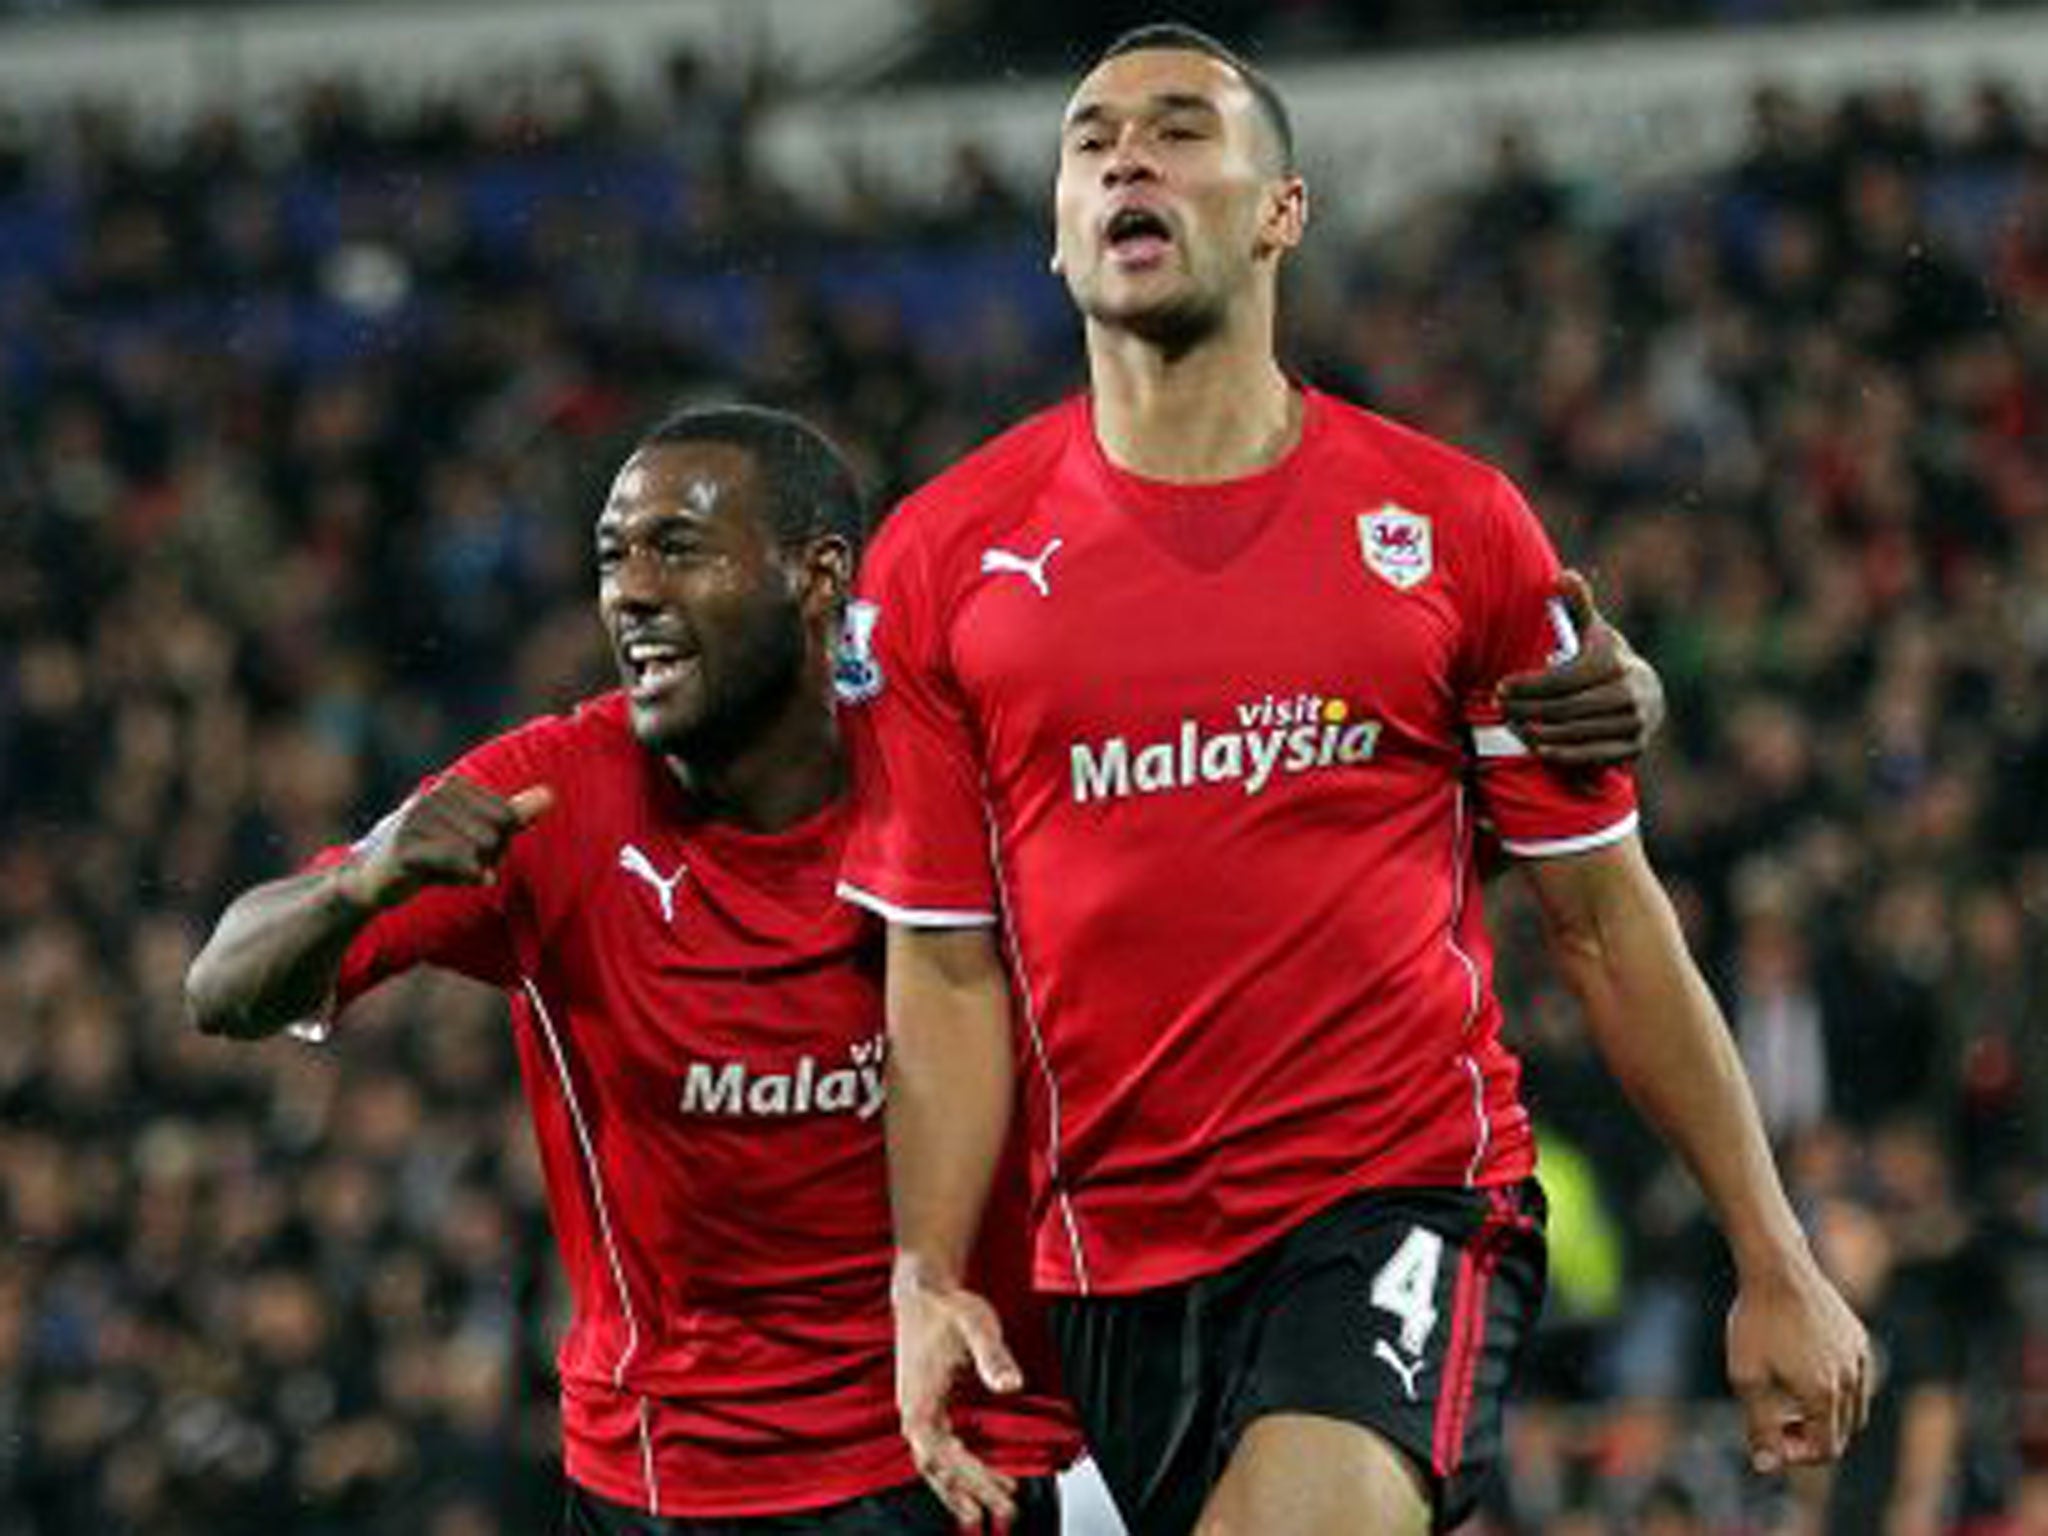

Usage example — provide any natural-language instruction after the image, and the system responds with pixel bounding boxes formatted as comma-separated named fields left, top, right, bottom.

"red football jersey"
left=837, top=389, right=1639, bottom=1296
left=311, top=694, right=1075, bottom=1517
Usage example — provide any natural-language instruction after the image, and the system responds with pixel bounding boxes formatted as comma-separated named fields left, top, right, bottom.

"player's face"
left=1053, top=48, right=1302, bottom=345
left=596, top=443, right=809, bottom=759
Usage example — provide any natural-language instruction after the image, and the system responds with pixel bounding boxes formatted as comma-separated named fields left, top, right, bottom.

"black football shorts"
left=1049, top=1181, right=1548, bottom=1536
left=564, top=1472, right=1060, bottom=1535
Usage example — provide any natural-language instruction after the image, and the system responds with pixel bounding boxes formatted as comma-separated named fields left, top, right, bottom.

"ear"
left=797, top=534, right=853, bottom=626
left=1255, top=174, right=1308, bottom=260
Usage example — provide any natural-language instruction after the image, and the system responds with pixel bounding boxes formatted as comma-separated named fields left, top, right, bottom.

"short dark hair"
left=1097, top=22, right=1295, bottom=172
left=637, top=404, right=867, bottom=552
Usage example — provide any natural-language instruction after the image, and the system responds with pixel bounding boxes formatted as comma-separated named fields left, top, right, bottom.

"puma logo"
left=619, top=844, right=688, bottom=922
left=980, top=537, right=1064, bottom=598
left=1374, top=1338, right=1425, bottom=1401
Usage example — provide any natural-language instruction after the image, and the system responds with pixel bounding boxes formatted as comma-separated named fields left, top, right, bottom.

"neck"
left=667, top=682, right=844, bottom=834
left=1086, top=292, right=1299, bottom=481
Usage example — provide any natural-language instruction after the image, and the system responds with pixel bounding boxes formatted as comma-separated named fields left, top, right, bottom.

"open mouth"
left=619, top=635, right=698, bottom=697
left=1104, top=206, right=1174, bottom=263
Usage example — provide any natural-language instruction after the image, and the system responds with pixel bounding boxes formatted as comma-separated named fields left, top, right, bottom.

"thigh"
left=1196, top=1414, right=1429, bottom=1536
left=1231, top=1183, right=1548, bottom=1533
left=1051, top=1286, right=1221, bottom=1536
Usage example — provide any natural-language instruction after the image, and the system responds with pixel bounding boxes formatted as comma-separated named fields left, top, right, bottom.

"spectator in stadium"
left=1794, top=1183, right=1969, bottom=1536
left=842, top=23, right=1870, bottom=1535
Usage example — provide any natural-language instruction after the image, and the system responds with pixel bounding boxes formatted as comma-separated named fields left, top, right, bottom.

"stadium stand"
left=1, top=9, right=2045, bottom=1533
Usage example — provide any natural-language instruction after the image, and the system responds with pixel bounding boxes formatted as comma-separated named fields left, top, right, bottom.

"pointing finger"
left=508, top=785, right=555, bottom=828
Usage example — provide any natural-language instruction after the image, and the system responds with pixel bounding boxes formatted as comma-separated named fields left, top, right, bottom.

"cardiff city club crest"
left=832, top=600, right=884, bottom=703
left=1357, top=505, right=1433, bottom=590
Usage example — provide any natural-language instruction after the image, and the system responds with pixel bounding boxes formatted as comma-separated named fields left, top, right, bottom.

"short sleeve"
left=1459, top=473, right=1640, bottom=859
left=835, top=517, right=999, bottom=925
left=303, top=728, right=556, bottom=1022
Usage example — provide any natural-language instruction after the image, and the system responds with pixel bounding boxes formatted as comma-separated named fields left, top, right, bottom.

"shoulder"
left=1312, top=389, right=1517, bottom=516
left=868, top=398, right=1085, bottom=571
left=456, top=694, right=647, bottom=890
left=1310, top=389, right=1544, bottom=581
left=450, top=692, right=637, bottom=789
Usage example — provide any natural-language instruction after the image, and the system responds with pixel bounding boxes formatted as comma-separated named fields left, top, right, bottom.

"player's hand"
left=1497, top=569, right=1665, bottom=765
left=335, top=778, right=554, bottom=911
left=894, top=1264, right=1021, bottom=1530
left=1726, top=1251, right=1873, bottom=1475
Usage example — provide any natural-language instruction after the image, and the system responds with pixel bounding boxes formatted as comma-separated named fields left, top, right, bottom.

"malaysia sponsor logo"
left=1358, top=505, right=1433, bottom=590
left=832, top=600, right=884, bottom=704
left=678, top=1032, right=886, bottom=1121
left=1070, top=691, right=1382, bottom=805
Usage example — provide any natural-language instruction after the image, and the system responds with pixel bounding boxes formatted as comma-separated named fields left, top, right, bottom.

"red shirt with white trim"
left=837, top=389, right=1638, bottom=1296
left=310, top=694, right=1075, bottom=1517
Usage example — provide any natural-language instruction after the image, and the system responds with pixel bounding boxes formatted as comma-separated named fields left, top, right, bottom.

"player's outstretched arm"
left=884, top=923, right=1024, bottom=1528
left=1498, top=569, right=1665, bottom=765
left=185, top=778, right=552, bottom=1039
left=1524, top=838, right=1872, bottom=1474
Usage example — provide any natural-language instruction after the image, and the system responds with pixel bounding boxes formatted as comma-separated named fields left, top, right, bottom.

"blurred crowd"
left=1, top=36, right=2045, bottom=1536
left=4, top=0, right=2031, bottom=50
left=904, top=0, right=2048, bottom=75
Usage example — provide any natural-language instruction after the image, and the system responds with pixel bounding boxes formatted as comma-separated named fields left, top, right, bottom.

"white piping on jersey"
left=1469, top=724, right=1530, bottom=760
left=637, top=1396, right=661, bottom=1518
left=1501, top=811, right=1640, bottom=860
left=834, top=880, right=997, bottom=928
left=983, top=807, right=1092, bottom=1294
left=1446, top=786, right=1490, bottom=1188
left=521, top=981, right=645, bottom=1395
left=1460, top=1058, right=1489, bottom=1190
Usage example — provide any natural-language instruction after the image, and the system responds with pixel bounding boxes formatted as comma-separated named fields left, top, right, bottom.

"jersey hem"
left=972, top=1431, right=1085, bottom=1479
left=1033, top=1160, right=1537, bottom=1297
left=564, top=1436, right=917, bottom=1519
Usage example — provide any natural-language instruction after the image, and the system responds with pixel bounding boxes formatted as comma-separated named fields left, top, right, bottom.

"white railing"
left=0, top=0, right=916, bottom=121
left=4, top=3, right=2046, bottom=231
left=755, top=9, right=2048, bottom=231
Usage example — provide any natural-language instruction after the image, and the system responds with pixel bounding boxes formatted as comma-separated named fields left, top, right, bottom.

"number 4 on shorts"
left=1370, top=1226, right=1444, bottom=1357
